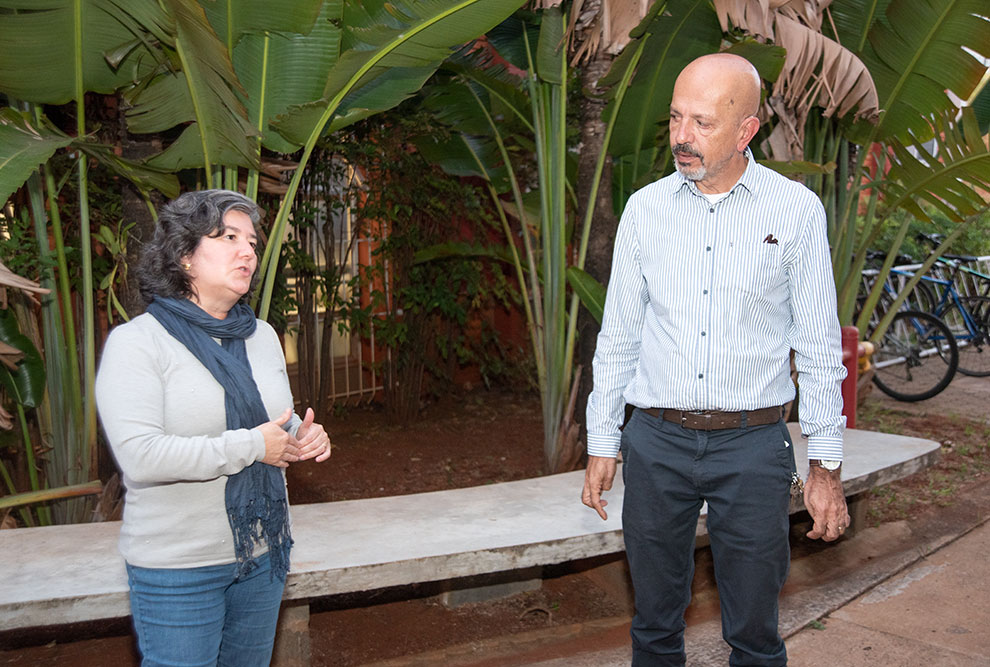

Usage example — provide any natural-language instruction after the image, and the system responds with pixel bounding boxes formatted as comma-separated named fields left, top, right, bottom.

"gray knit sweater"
left=95, top=313, right=300, bottom=569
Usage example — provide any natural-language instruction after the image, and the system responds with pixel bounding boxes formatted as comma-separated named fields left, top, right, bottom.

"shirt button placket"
left=698, top=202, right=716, bottom=405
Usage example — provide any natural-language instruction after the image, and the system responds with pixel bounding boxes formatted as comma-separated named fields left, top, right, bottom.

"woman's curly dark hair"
left=137, top=190, right=263, bottom=306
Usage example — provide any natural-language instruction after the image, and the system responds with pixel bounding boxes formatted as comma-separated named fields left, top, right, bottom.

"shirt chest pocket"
left=717, top=241, right=784, bottom=297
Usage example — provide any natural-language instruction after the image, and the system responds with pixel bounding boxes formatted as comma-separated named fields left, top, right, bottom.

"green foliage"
left=327, top=109, right=519, bottom=421
left=0, top=309, right=46, bottom=409
left=873, top=209, right=990, bottom=263
left=0, top=209, right=52, bottom=284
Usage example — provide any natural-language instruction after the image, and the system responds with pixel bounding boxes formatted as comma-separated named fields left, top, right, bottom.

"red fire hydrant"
left=840, top=326, right=860, bottom=429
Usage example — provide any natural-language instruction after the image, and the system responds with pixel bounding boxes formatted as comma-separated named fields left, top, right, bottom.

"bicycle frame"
left=889, top=265, right=981, bottom=344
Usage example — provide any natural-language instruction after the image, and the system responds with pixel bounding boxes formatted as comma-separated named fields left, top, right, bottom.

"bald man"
left=582, top=54, right=849, bottom=665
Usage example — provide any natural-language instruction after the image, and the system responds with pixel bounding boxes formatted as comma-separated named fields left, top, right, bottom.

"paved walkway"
left=869, top=372, right=990, bottom=424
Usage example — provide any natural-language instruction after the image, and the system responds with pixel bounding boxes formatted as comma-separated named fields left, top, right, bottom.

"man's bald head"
left=677, top=53, right=762, bottom=122
left=668, top=54, right=762, bottom=193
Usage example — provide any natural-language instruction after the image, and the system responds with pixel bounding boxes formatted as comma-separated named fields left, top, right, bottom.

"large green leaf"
left=199, top=0, right=323, bottom=47
left=413, top=241, right=517, bottom=266
left=566, top=266, right=605, bottom=325
left=129, top=0, right=259, bottom=171
left=880, top=108, right=990, bottom=224
left=204, top=0, right=336, bottom=154
left=0, top=309, right=46, bottom=408
left=535, top=6, right=564, bottom=85
left=76, top=141, right=180, bottom=198
left=0, top=0, right=164, bottom=103
left=0, top=109, right=73, bottom=206
left=605, top=0, right=721, bottom=158
left=972, top=82, right=990, bottom=135
left=722, top=38, right=786, bottom=84
left=271, top=0, right=526, bottom=142
left=825, top=0, right=892, bottom=55
left=857, top=0, right=990, bottom=142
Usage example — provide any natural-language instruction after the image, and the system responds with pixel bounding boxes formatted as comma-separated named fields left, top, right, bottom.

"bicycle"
left=857, top=252, right=959, bottom=401
left=870, top=309, right=959, bottom=402
left=886, top=242, right=990, bottom=378
left=918, top=232, right=990, bottom=300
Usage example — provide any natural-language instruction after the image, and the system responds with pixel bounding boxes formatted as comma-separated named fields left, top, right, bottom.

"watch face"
left=820, top=459, right=841, bottom=471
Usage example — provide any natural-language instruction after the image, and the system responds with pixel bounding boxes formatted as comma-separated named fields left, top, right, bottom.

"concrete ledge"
left=0, top=426, right=940, bottom=632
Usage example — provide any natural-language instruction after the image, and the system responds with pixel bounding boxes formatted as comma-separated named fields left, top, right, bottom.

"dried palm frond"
left=533, top=0, right=653, bottom=64
left=0, top=261, right=49, bottom=308
left=0, top=341, right=23, bottom=373
left=713, top=0, right=878, bottom=160
left=715, top=0, right=878, bottom=118
left=0, top=403, right=14, bottom=431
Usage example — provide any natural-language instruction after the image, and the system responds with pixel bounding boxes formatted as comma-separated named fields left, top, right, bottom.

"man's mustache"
left=672, top=143, right=702, bottom=158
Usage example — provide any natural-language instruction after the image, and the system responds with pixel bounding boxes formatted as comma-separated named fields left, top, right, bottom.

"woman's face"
left=183, top=210, right=258, bottom=318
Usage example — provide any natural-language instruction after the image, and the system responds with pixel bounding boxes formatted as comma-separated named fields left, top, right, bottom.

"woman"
left=95, top=189, right=331, bottom=666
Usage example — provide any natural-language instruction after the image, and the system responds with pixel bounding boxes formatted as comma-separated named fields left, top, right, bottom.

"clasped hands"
left=257, top=407, right=332, bottom=468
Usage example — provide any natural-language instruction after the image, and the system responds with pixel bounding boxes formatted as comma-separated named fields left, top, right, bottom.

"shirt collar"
left=668, top=147, right=760, bottom=199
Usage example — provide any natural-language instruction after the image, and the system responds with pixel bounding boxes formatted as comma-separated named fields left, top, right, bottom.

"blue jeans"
left=621, top=408, right=795, bottom=666
left=125, top=553, right=285, bottom=667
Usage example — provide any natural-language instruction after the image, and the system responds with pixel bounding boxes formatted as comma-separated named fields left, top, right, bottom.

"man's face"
left=668, top=73, right=748, bottom=191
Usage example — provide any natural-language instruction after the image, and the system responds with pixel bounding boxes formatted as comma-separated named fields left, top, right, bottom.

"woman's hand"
left=295, top=407, right=332, bottom=463
left=256, top=408, right=301, bottom=468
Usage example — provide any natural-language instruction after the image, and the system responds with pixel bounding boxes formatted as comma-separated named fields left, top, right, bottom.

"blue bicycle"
left=886, top=258, right=990, bottom=378
left=860, top=252, right=959, bottom=401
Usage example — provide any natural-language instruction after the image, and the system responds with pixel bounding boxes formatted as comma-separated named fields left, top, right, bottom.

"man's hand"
left=804, top=465, right=850, bottom=541
left=582, top=455, right=618, bottom=521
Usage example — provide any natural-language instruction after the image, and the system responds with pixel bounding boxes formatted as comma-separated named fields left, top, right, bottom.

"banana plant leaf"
left=836, top=0, right=990, bottom=143
left=0, top=309, right=46, bottom=409
left=604, top=0, right=721, bottom=159
left=0, top=109, right=73, bottom=206
left=759, top=160, right=836, bottom=176
left=413, top=241, right=517, bottom=266
left=484, top=14, right=540, bottom=72
left=566, top=266, right=605, bottom=325
left=271, top=0, right=526, bottom=142
left=129, top=0, right=260, bottom=172
left=722, top=38, right=786, bottom=84
left=535, top=5, right=564, bottom=86
left=825, top=0, right=892, bottom=55
left=76, top=141, right=180, bottom=199
left=972, top=82, right=990, bottom=135
left=199, top=0, right=323, bottom=43
left=203, top=0, right=336, bottom=155
left=0, top=0, right=163, bottom=103
left=879, top=108, right=990, bottom=224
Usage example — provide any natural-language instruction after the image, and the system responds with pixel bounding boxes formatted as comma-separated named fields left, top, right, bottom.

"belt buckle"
left=685, top=410, right=712, bottom=430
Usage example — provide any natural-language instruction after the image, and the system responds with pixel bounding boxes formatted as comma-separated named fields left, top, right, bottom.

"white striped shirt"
left=586, top=151, right=846, bottom=461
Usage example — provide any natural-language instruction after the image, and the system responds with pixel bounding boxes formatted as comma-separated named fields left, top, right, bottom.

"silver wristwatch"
left=812, top=459, right=841, bottom=472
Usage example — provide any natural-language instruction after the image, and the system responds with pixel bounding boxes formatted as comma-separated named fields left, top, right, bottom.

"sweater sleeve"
left=95, top=321, right=267, bottom=484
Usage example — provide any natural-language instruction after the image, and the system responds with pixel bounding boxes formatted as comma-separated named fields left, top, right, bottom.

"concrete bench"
left=0, top=425, right=940, bottom=663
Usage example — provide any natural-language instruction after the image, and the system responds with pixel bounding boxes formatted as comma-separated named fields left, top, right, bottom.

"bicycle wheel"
left=942, top=296, right=990, bottom=377
left=904, top=280, right=937, bottom=314
left=872, top=310, right=958, bottom=401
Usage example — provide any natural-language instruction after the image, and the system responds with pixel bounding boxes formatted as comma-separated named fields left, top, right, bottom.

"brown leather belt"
left=643, top=406, right=784, bottom=431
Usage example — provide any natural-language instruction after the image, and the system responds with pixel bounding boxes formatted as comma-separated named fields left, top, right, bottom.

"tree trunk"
left=573, top=53, right=620, bottom=462
left=117, top=96, right=162, bottom=317
left=105, top=95, right=160, bottom=484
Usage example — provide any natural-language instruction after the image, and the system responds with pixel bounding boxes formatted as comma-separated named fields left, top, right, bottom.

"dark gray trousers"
left=620, top=408, right=796, bottom=666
